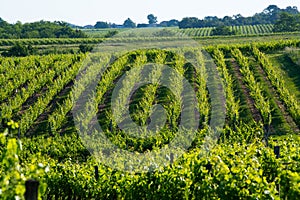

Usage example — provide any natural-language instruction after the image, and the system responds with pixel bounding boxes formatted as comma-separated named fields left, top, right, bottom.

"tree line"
left=0, top=20, right=86, bottom=39
left=94, top=14, right=179, bottom=29
left=178, top=5, right=299, bottom=28
left=92, top=5, right=299, bottom=31
left=0, top=5, right=299, bottom=39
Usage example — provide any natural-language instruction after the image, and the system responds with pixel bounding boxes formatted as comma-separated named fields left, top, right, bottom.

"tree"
left=104, top=30, right=118, bottom=38
left=211, top=25, right=237, bottom=36
left=94, top=21, right=110, bottom=29
left=263, top=5, right=280, bottom=15
left=79, top=44, right=94, bottom=53
left=147, top=14, right=158, bottom=24
left=167, top=19, right=179, bottom=27
left=2, top=43, right=37, bottom=57
left=273, top=12, right=300, bottom=32
left=178, top=17, right=200, bottom=28
left=0, top=20, right=86, bottom=38
left=222, top=16, right=233, bottom=25
left=204, top=16, right=219, bottom=21
left=123, top=18, right=136, bottom=28
left=285, top=6, right=299, bottom=15
left=159, top=19, right=179, bottom=27
left=137, top=24, right=148, bottom=28
left=177, top=5, right=299, bottom=29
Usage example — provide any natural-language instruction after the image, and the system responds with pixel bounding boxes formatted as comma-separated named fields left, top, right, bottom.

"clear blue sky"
left=1, top=0, right=300, bottom=26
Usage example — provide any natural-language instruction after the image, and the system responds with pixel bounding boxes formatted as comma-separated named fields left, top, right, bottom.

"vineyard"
left=84, top=24, right=275, bottom=38
left=179, top=24, right=274, bottom=37
left=0, top=38, right=300, bottom=199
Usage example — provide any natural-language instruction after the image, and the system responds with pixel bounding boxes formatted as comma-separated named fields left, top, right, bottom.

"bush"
left=211, top=25, right=237, bottom=36
left=104, top=30, right=118, bottom=38
left=1, top=43, right=37, bottom=57
left=79, top=44, right=94, bottom=53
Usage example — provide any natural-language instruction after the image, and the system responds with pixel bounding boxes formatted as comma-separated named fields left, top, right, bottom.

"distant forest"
left=0, top=5, right=299, bottom=39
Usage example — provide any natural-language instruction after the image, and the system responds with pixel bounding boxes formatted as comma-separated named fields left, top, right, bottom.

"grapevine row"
left=212, top=49, right=240, bottom=125
left=18, top=55, right=84, bottom=135
left=231, top=48, right=272, bottom=127
left=252, top=47, right=300, bottom=127
left=48, top=54, right=111, bottom=133
left=0, top=56, right=53, bottom=102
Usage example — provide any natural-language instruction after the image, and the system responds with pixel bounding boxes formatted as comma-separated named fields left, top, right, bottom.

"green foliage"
left=152, top=29, right=176, bottom=37
left=104, top=30, right=119, bottom=38
left=23, top=135, right=298, bottom=199
left=94, top=21, right=110, bottom=29
left=211, top=25, right=237, bottom=36
left=0, top=121, right=48, bottom=200
left=1, top=40, right=300, bottom=199
left=123, top=18, right=136, bottom=28
left=159, top=19, right=179, bottom=27
left=212, top=49, right=240, bottom=125
left=147, top=14, right=158, bottom=25
left=178, top=5, right=299, bottom=29
left=232, top=48, right=272, bottom=128
left=285, top=47, right=300, bottom=65
left=1, top=43, right=37, bottom=57
left=79, top=44, right=94, bottom=53
left=273, top=12, right=300, bottom=32
left=0, top=20, right=86, bottom=39
left=252, top=46, right=300, bottom=127
left=178, top=17, right=201, bottom=29
left=0, top=128, right=25, bottom=200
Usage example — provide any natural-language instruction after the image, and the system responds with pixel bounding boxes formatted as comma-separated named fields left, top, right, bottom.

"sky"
left=1, top=0, right=300, bottom=26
